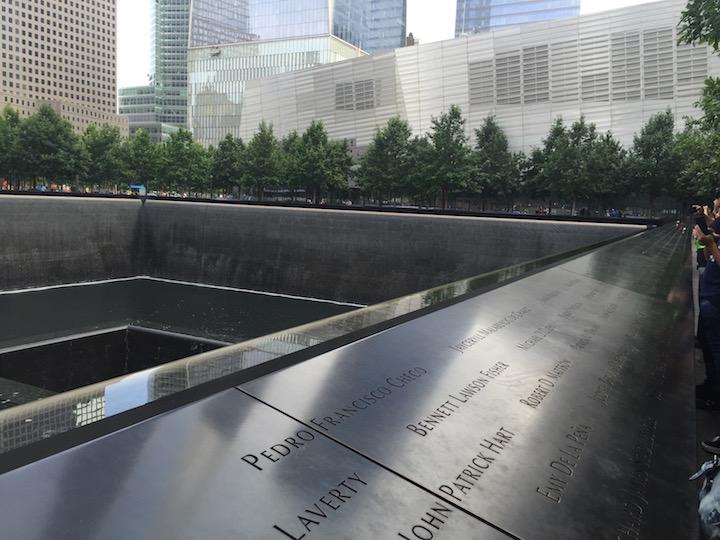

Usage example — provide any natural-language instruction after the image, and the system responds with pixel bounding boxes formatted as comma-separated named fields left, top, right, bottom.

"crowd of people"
left=693, top=199, right=720, bottom=411
left=690, top=202, right=720, bottom=540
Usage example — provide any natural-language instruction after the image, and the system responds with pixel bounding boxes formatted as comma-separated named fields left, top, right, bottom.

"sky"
left=117, top=0, right=657, bottom=89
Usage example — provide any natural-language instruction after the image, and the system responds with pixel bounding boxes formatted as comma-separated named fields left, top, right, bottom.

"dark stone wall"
left=0, top=196, right=644, bottom=304
left=0, top=196, right=142, bottom=290
left=142, top=201, right=643, bottom=304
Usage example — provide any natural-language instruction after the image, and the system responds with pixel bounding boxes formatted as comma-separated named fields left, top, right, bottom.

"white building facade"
left=233, top=0, right=717, bottom=153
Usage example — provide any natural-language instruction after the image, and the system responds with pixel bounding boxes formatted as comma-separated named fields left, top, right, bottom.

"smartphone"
left=696, top=216, right=711, bottom=234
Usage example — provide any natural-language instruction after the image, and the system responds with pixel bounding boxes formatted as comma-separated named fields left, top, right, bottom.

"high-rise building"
left=188, top=0, right=405, bottom=52
left=232, top=0, right=714, bottom=154
left=188, top=0, right=406, bottom=146
left=0, top=0, right=126, bottom=134
left=456, top=0, right=580, bottom=36
left=151, top=0, right=191, bottom=127
left=119, top=0, right=190, bottom=140
left=368, top=0, right=407, bottom=54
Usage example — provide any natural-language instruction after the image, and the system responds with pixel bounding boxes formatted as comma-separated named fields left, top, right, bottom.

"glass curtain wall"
left=367, top=0, right=406, bottom=53
left=188, top=36, right=363, bottom=146
left=455, top=0, right=580, bottom=36
left=152, top=0, right=191, bottom=126
left=189, top=0, right=253, bottom=47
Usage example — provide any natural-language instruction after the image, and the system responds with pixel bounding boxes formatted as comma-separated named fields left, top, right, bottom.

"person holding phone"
left=695, top=223, right=720, bottom=410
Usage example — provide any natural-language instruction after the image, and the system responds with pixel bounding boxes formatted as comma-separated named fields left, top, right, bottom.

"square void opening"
left=0, top=326, right=227, bottom=399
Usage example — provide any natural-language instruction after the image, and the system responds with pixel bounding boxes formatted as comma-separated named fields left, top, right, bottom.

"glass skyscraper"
left=187, top=0, right=406, bottom=146
left=368, top=0, right=407, bottom=54
left=119, top=0, right=190, bottom=140
left=188, top=0, right=405, bottom=53
left=455, top=0, right=580, bottom=36
left=151, top=0, right=191, bottom=126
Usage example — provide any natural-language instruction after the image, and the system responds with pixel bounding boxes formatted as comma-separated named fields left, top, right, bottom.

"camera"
left=690, top=205, right=704, bottom=215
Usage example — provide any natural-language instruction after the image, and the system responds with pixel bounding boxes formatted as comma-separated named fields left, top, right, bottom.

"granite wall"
left=0, top=196, right=645, bottom=304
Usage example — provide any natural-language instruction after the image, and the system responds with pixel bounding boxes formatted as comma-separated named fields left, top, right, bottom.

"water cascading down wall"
left=0, top=195, right=645, bottom=304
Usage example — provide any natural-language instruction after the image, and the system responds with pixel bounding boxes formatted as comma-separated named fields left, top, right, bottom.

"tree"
left=674, top=123, right=720, bottom=199
left=588, top=132, right=629, bottom=210
left=280, top=130, right=304, bottom=201
left=17, top=105, right=80, bottom=186
left=159, top=128, right=210, bottom=194
left=627, top=110, right=678, bottom=214
left=357, top=117, right=413, bottom=204
left=81, top=124, right=124, bottom=190
left=678, top=0, right=720, bottom=52
left=425, top=105, right=471, bottom=209
left=565, top=116, right=598, bottom=212
left=696, top=77, right=720, bottom=130
left=404, top=135, right=433, bottom=202
left=0, top=107, right=21, bottom=188
left=241, top=121, right=280, bottom=200
left=210, top=134, right=244, bottom=196
left=536, top=118, right=574, bottom=211
left=471, top=116, right=517, bottom=208
left=518, top=147, right=548, bottom=202
left=121, top=129, right=161, bottom=191
left=297, top=121, right=350, bottom=203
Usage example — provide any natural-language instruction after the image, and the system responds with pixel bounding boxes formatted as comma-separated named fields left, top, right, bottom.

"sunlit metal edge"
left=0, top=225, right=646, bottom=454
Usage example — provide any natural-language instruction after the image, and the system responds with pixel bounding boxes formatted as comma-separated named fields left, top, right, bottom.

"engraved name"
left=589, top=349, right=628, bottom=407
left=536, top=423, right=592, bottom=503
left=558, top=302, right=583, bottom=320
left=601, top=303, right=618, bottom=319
left=584, top=287, right=602, bottom=299
left=519, top=360, right=572, bottom=409
left=406, top=362, right=508, bottom=437
left=438, top=427, right=515, bottom=503
left=615, top=418, right=658, bottom=539
left=516, top=324, right=555, bottom=351
left=273, top=472, right=367, bottom=539
left=570, top=322, right=599, bottom=350
left=310, top=367, right=427, bottom=432
left=397, top=500, right=454, bottom=539
left=449, top=307, right=531, bottom=353
left=539, top=290, right=560, bottom=302
left=242, top=429, right=316, bottom=471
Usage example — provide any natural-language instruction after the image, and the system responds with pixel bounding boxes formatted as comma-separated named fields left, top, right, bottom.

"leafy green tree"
left=121, top=129, right=161, bottom=191
left=297, top=121, right=350, bottom=203
left=81, top=124, right=124, bottom=190
left=678, top=0, right=720, bottom=52
left=17, top=105, right=81, bottom=185
left=696, top=77, right=720, bottom=130
left=627, top=110, right=679, bottom=213
left=674, top=123, right=720, bottom=199
left=588, top=132, right=629, bottom=210
left=210, top=134, right=244, bottom=196
left=565, top=116, right=598, bottom=212
left=0, top=107, right=21, bottom=188
left=425, top=105, right=471, bottom=209
left=241, top=121, right=280, bottom=200
left=471, top=116, right=517, bottom=208
left=279, top=130, right=304, bottom=201
left=403, top=135, right=433, bottom=202
left=518, top=147, right=548, bottom=202
left=357, top=117, right=413, bottom=205
left=159, top=128, right=210, bottom=194
left=536, top=118, right=574, bottom=211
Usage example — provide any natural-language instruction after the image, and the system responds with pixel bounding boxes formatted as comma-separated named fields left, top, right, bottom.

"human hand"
left=694, top=225, right=717, bottom=246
